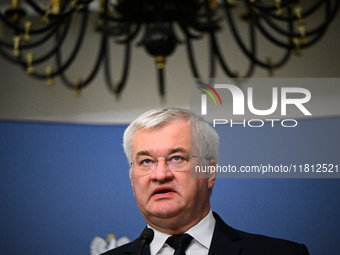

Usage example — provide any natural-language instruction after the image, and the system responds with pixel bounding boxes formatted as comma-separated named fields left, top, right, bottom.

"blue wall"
left=0, top=117, right=339, bottom=254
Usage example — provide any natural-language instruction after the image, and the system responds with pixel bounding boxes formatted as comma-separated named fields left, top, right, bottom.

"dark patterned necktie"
left=166, top=234, right=193, bottom=255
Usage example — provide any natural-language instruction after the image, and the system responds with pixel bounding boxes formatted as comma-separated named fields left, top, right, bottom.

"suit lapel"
left=208, top=212, right=242, bottom=255
left=123, top=238, right=151, bottom=255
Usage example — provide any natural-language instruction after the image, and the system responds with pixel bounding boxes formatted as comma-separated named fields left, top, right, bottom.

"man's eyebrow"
left=168, top=147, right=188, bottom=154
left=135, top=147, right=189, bottom=157
left=136, top=150, right=151, bottom=157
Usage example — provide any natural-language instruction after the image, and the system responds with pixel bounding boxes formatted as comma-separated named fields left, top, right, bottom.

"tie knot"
left=166, top=234, right=193, bottom=254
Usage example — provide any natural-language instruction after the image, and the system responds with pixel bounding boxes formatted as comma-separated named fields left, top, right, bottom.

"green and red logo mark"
left=197, top=82, right=222, bottom=107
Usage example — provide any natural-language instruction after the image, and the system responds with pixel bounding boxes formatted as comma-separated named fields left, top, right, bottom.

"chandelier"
left=0, top=0, right=338, bottom=97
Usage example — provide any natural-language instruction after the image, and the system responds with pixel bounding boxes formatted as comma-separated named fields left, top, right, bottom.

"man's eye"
left=169, top=155, right=184, bottom=162
left=140, top=158, right=154, bottom=165
left=173, top=156, right=182, bottom=161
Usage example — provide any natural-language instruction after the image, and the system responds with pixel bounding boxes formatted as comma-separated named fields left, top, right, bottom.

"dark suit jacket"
left=101, top=212, right=309, bottom=255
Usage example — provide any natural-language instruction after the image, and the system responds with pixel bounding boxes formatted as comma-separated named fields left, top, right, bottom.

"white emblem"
left=90, top=234, right=130, bottom=255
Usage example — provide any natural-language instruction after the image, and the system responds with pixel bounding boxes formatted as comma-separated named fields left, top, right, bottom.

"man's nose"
left=151, top=158, right=174, bottom=182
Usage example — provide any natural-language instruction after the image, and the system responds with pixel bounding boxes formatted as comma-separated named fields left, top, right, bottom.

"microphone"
left=138, top=228, right=154, bottom=255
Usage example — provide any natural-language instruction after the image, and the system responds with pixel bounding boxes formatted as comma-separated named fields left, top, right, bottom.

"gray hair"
left=123, top=107, right=219, bottom=169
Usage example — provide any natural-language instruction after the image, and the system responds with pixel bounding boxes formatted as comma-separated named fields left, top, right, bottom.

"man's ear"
left=208, top=159, right=216, bottom=189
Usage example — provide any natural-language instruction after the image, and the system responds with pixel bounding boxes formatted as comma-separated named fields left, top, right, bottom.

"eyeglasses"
left=131, top=152, right=198, bottom=172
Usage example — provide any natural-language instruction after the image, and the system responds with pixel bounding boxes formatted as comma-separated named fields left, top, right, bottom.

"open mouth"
left=155, top=189, right=172, bottom=194
left=152, top=187, right=175, bottom=196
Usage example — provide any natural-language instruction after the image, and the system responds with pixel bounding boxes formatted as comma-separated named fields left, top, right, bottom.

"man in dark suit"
left=102, top=107, right=309, bottom=255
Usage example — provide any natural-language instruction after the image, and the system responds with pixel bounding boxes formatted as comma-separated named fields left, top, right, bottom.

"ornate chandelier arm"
left=0, top=11, right=26, bottom=33
left=97, top=21, right=132, bottom=37
left=55, top=0, right=132, bottom=91
left=24, top=0, right=76, bottom=16
left=98, top=0, right=134, bottom=24
left=97, top=1, right=142, bottom=39
left=184, top=33, right=202, bottom=78
left=102, top=2, right=144, bottom=39
left=115, top=22, right=141, bottom=43
left=0, top=43, right=22, bottom=63
left=297, top=2, right=340, bottom=50
left=98, top=13, right=124, bottom=23
left=101, top=21, right=140, bottom=96
left=178, top=21, right=203, bottom=39
left=176, top=0, right=220, bottom=34
left=182, top=23, right=215, bottom=77
left=28, top=15, right=73, bottom=65
left=249, top=0, right=299, bottom=11
left=16, top=20, right=66, bottom=51
left=0, top=10, right=63, bottom=36
left=112, top=0, right=144, bottom=22
left=223, top=0, right=292, bottom=70
left=110, top=24, right=142, bottom=94
left=179, top=0, right=219, bottom=78
left=24, top=0, right=47, bottom=15
left=256, top=0, right=328, bottom=20
left=35, top=21, right=74, bottom=66
left=104, top=37, right=131, bottom=96
left=24, top=0, right=88, bottom=15
left=0, top=32, right=18, bottom=48
left=210, top=25, right=256, bottom=78
left=56, top=35, right=105, bottom=90
left=184, top=23, right=249, bottom=79
left=0, top=0, right=78, bottom=35
left=55, top=13, right=104, bottom=90
left=9, top=6, right=88, bottom=82
left=258, top=0, right=339, bottom=40
left=243, top=0, right=339, bottom=50
left=0, top=2, right=80, bottom=60
left=183, top=12, right=221, bottom=33
left=0, top=19, right=64, bottom=52
left=0, top=14, right=71, bottom=70
left=184, top=26, right=220, bottom=77
left=175, top=2, right=218, bottom=38
left=243, top=1, right=296, bottom=49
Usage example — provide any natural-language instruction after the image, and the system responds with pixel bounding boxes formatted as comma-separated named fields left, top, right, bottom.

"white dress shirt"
left=148, top=210, right=216, bottom=255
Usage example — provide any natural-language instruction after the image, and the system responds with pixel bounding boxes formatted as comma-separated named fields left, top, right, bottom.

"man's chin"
left=148, top=204, right=182, bottom=219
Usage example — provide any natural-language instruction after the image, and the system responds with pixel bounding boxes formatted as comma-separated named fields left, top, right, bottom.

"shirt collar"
left=148, top=210, right=216, bottom=255
left=186, top=210, right=215, bottom=249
